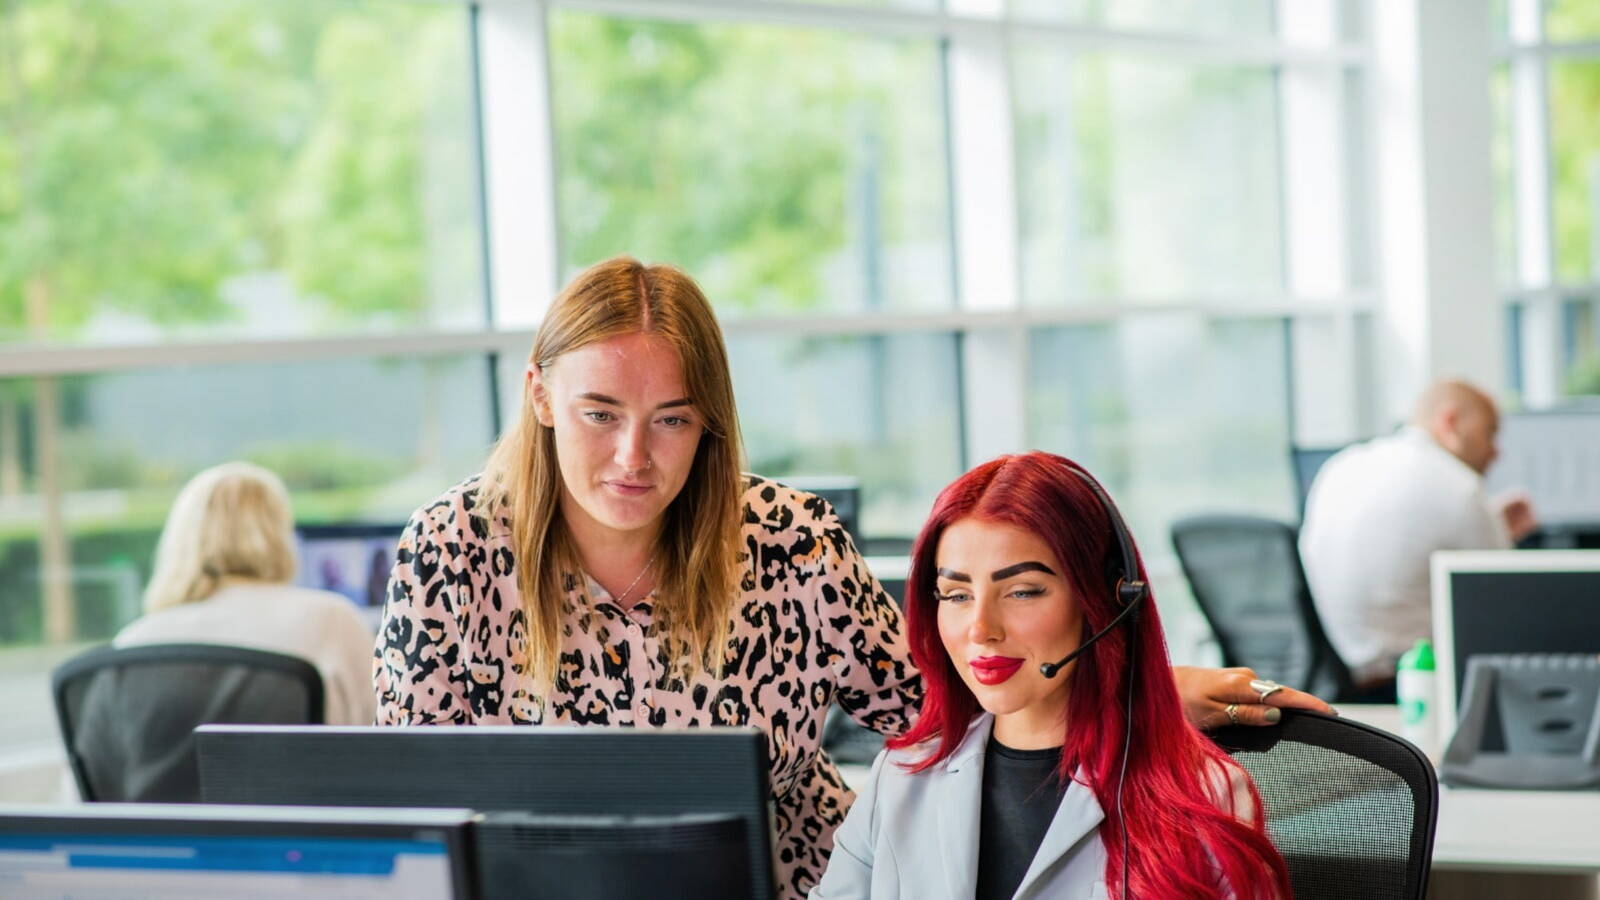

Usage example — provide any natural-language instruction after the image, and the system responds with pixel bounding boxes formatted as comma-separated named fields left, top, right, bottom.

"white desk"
left=1338, top=704, right=1600, bottom=875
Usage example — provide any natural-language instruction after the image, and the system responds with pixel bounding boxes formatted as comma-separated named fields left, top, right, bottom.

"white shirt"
left=1299, top=427, right=1511, bottom=681
left=113, top=582, right=377, bottom=726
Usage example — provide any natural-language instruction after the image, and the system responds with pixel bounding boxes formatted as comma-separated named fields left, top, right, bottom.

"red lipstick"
left=970, top=656, right=1024, bottom=685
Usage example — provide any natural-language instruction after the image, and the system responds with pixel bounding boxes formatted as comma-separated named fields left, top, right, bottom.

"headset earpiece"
left=1117, top=578, right=1148, bottom=609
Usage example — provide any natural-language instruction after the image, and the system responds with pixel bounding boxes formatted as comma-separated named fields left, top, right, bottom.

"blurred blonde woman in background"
left=115, top=461, right=376, bottom=725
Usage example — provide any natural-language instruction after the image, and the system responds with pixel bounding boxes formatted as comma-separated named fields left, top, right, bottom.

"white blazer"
left=811, top=714, right=1111, bottom=900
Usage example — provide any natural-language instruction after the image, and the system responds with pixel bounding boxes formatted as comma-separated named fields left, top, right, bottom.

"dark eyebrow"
left=991, top=561, right=1057, bottom=580
left=935, top=567, right=971, bottom=582
left=576, top=392, right=693, bottom=411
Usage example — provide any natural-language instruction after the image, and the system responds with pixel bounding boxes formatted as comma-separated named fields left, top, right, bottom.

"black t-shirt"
left=975, top=739, right=1067, bottom=900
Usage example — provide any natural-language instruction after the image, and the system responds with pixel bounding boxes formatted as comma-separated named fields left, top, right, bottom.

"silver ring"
left=1249, top=679, right=1285, bottom=703
left=1224, top=703, right=1240, bottom=726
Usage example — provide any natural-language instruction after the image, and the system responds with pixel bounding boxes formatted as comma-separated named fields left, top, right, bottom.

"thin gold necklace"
left=612, top=556, right=654, bottom=606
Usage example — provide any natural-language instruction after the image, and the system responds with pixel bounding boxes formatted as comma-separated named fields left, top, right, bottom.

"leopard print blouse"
left=374, top=474, right=923, bottom=899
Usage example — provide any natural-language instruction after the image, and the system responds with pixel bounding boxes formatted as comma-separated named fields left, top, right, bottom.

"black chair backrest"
left=52, top=643, right=324, bottom=803
left=1212, top=711, right=1438, bottom=900
left=1290, top=445, right=1343, bottom=519
left=1171, top=514, right=1357, bottom=701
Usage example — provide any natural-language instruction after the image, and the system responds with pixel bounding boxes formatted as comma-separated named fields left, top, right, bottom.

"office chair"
left=821, top=705, right=886, bottom=766
left=1289, top=444, right=1344, bottom=520
left=1171, top=514, right=1362, bottom=702
left=52, top=643, right=325, bottom=802
left=1212, top=710, right=1439, bottom=900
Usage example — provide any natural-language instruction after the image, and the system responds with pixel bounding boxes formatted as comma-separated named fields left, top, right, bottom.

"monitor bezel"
left=1430, top=549, right=1600, bottom=737
left=0, top=803, right=476, bottom=899
left=195, top=724, right=775, bottom=900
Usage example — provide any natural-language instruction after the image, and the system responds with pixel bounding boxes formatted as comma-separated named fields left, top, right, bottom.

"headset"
left=1038, top=462, right=1146, bottom=900
left=1038, top=465, right=1149, bottom=678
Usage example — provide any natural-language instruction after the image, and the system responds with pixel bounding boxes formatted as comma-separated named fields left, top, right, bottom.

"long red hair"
left=889, top=452, right=1291, bottom=898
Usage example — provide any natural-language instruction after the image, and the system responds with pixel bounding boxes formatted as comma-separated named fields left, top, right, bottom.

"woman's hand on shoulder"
left=1172, top=666, right=1334, bottom=730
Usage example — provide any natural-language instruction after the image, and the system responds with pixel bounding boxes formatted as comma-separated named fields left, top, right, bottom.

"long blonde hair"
left=143, top=462, right=298, bottom=613
left=477, top=257, right=746, bottom=689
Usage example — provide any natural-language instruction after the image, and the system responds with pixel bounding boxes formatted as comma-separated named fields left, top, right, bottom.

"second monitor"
left=196, top=725, right=775, bottom=900
left=1431, top=549, right=1600, bottom=736
left=294, top=523, right=406, bottom=628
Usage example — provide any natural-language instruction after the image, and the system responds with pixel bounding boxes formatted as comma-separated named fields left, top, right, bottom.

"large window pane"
left=1014, top=50, right=1284, bottom=303
left=1026, top=317, right=1292, bottom=661
left=0, top=354, right=494, bottom=753
left=1549, top=61, right=1600, bottom=282
left=729, top=332, right=961, bottom=538
left=0, top=0, right=484, bottom=345
left=1565, top=295, right=1600, bottom=396
left=1546, top=1, right=1600, bottom=42
left=0, top=355, right=493, bottom=647
left=549, top=13, right=953, bottom=316
left=1027, top=316, right=1293, bottom=527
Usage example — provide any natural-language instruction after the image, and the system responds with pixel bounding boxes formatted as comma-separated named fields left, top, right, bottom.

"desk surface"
left=836, top=705, right=1600, bottom=874
left=1338, top=704, right=1600, bottom=874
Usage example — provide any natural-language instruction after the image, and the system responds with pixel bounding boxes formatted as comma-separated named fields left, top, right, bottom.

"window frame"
left=1498, top=0, right=1600, bottom=405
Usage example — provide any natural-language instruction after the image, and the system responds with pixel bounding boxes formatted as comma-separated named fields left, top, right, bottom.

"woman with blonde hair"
left=116, top=461, right=375, bottom=725
left=377, top=256, right=1328, bottom=899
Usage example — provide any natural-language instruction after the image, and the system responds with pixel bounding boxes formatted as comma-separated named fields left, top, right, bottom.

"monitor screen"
left=0, top=804, right=472, bottom=900
left=294, top=524, right=406, bottom=624
left=1289, top=444, right=1343, bottom=519
left=196, top=725, right=774, bottom=900
left=1431, top=550, right=1600, bottom=735
left=1485, top=409, right=1600, bottom=526
left=779, top=476, right=861, bottom=542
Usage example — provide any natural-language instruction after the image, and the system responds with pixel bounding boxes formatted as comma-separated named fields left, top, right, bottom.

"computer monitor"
left=0, top=803, right=473, bottom=900
left=779, top=476, right=861, bottom=541
left=294, top=523, right=406, bottom=628
left=196, top=725, right=775, bottom=900
left=1289, top=444, right=1344, bottom=519
left=1485, top=408, right=1600, bottom=528
left=1430, top=549, right=1600, bottom=736
left=471, top=811, right=752, bottom=899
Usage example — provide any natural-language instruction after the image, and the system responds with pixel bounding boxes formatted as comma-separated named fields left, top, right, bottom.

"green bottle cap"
left=1399, top=638, right=1435, bottom=672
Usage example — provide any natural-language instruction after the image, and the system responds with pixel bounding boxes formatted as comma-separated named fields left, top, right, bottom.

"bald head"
left=1412, top=379, right=1500, bottom=474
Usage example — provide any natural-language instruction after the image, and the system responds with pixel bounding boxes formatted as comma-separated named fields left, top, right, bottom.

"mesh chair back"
left=52, top=643, right=324, bottom=803
left=1171, top=514, right=1355, bottom=700
left=1212, top=711, right=1438, bottom=900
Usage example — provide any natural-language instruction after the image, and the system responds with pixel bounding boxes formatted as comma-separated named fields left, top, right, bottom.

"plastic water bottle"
left=1397, top=638, right=1437, bottom=753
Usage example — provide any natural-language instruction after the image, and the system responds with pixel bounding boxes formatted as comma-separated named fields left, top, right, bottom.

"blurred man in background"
left=1300, top=379, right=1538, bottom=689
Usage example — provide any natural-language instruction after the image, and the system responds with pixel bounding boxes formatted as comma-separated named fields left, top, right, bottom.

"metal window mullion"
left=1277, top=0, right=1369, bottom=447
left=1509, top=0, right=1555, bottom=289
left=0, top=294, right=1382, bottom=379
left=1504, top=279, right=1600, bottom=301
left=1497, top=39, right=1600, bottom=61
left=1508, top=0, right=1565, bottom=405
left=525, top=0, right=1364, bottom=66
left=477, top=0, right=562, bottom=332
left=944, top=20, right=1026, bottom=462
left=0, top=331, right=537, bottom=380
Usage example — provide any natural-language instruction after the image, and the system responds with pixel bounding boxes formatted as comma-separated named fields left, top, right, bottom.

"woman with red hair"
left=813, top=452, right=1291, bottom=899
